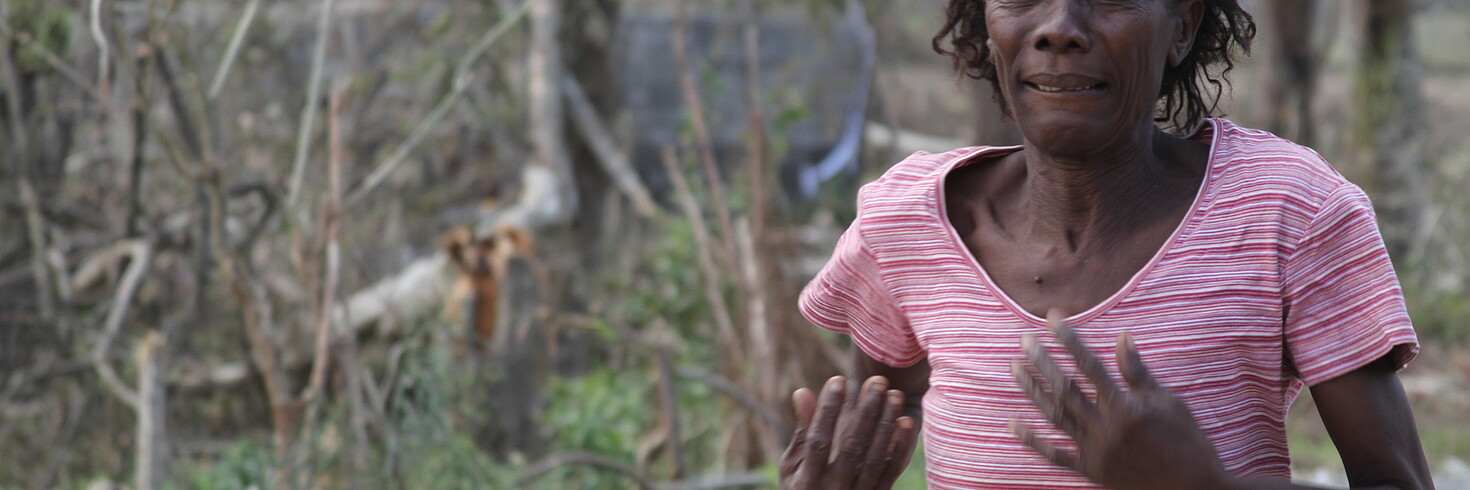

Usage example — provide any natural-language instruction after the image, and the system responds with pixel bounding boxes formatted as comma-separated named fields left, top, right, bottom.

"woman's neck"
left=1016, top=129, right=1198, bottom=252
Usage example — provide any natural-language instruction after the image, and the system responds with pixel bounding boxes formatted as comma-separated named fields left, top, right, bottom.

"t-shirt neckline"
left=933, top=119, right=1226, bottom=327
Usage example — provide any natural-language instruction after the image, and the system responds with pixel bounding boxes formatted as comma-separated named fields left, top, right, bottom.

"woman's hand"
left=780, top=375, right=919, bottom=490
left=1011, top=310, right=1235, bottom=490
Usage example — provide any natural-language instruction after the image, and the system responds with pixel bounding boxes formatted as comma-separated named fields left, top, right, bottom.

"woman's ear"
left=1168, top=0, right=1205, bottom=67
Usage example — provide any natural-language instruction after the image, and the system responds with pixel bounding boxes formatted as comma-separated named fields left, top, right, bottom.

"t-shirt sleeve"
left=798, top=224, right=923, bottom=367
left=1282, top=184, right=1419, bottom=386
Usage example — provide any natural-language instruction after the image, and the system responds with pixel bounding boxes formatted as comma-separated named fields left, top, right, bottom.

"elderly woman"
left=780, top=0, right=1433, bottom=488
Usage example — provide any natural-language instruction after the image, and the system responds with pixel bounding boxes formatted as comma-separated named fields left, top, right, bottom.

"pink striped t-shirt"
left=798, top=119, right=1419, bottom=488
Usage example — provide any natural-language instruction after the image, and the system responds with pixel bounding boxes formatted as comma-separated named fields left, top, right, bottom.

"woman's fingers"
left=782, top=375, right=922, bottom=489
left=1048, top=310, right=1121, bottom=405
left=799, top=376, right=846, bottom=482
left=793, top=387, right=818, bottom=425
left=1011, top=419, right=1081, bottom=474
left=829, top=376, right=889, bottom=487
left=852, top=389, right=905, bottom=489
left=1116, top=331, right=1158, bottom=390
left=1019, top=335, right=1099, bottom=440
left=1013, top=358, right=1059, bottom=418
left=780, top=387, right=818, bottom=478
left=1013, top=358, right=1092, bottom=443
left=877, top=416, right=919, bottom=489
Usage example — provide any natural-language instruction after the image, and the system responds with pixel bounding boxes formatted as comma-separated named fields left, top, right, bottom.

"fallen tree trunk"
left=333, top=252, right=457, bottom=337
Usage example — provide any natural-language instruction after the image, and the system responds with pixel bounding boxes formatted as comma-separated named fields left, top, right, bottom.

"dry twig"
left=348, top=0, right=532, bottom=205
left=301, top=78, right=350, bottom=406
left=90, top=239, right=153, bottom=410
left=562, top=75, right=659, bottom=217
left=88, top=0, right=109, bottom=94
left=17, top=180, right=55, bottom=323
left=737, top=1, right=782, bottom=459
left=670, top=2, right=737, bottom=266
left=0, top=20, right=105, bottom=102
left=655, top=343, right=687, bottom=478
left=735, top=218, right=779, bottom=456
left=676, top=367, right=787, bottom=438
left=287, top=0, right=337, bottom=211
left=226, top=270, right=298, bottom=451
left=126, top=24, right=158, bottom=237
left=0, top=0, right=28, bottom=165
left=659, top=147, right=744, bottom=366
left=207, top=0, right=262, bottom=100
left=516, top=451, right=657, bottom=490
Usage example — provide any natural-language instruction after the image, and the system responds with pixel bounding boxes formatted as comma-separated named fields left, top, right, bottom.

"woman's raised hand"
left=779, top=375, right=919, bottom=489
left=1011, top=310, right=1236, bottom=490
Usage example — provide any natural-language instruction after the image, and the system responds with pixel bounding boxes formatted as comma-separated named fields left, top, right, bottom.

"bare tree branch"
left=671, top=2, right=736, bottom=266
left=0, top=1, right=54, bottom=323
left=91, top=239, right=154, bottom=410
left=207, top=0, right=262, bottom=100
left=659, top=147, right=744, bottom=366
left=655, top=343, right=687, bottom=478
left=16, top=180, right=55, bottom=323
left=735, top=217, right=779, bottom=457
left=561, top=75, right=658, bottom=217
left=298, top=80, right=346, bottom=406
left=663, top=472, right=771, bottom=490
left=287, top=0, right=337, bottom=211
left=125, top=23, right=157, bottom=237
left=300, top=79, right=349, bottom=406
left=0, top=0, right=29, bottom=168
left=347, top=0, right=532, bottom=206
left=736, top=2, right=782, bottom=459
left=0, top=21, right=105, bottom=102
left=675, top=367, right=787, bottom=438
left=225, top=267, right=299, bottom=452
left=89, top=0, right=110, bottom=94
left=516, top=451, right=657, bottom=490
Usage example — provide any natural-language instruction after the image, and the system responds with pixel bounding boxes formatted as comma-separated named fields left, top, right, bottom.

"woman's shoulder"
left=845, top=147, right=1006, bottom=237
left=860, top=146, right=1014, bottom=199
left=875, top=147, right=981, bottom=182
left=1207, top=119, right=1358, bottom=200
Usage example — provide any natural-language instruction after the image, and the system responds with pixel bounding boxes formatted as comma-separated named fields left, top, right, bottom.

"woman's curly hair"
left=932, top=0, right=1256, bottom=133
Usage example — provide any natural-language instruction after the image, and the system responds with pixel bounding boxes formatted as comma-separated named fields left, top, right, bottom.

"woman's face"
left=984, top=0, right=1202, bottom=156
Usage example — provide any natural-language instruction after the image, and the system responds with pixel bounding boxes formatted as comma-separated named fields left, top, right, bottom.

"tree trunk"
left=1355, top=0, right=1428, bottom=260
left=481, top=255, right=547, bottom=459
left=1259, top=0, right=1320, bottom=145
left=527, top=0, right=575, bottom=218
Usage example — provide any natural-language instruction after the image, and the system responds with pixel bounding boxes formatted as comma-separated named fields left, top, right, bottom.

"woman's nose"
left=1032, top=0, right=1092, bottom=54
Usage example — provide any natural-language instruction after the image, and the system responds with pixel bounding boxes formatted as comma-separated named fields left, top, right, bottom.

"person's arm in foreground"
left=778, top=350, right=929, bottom=489
left=1012, top=310, right=1433, bottom=490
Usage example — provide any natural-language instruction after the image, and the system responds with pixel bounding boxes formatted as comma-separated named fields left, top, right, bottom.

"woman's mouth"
left=1026, top=82, right=1107, bottom=93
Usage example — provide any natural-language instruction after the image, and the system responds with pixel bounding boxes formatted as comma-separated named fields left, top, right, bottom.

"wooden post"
left=135, top=330, right=167, bottom=490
